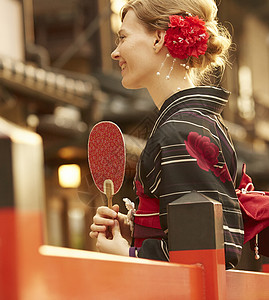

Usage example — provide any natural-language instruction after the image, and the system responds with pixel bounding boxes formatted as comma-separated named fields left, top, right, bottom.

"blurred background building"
left=1, top=0, right=269, bottom=266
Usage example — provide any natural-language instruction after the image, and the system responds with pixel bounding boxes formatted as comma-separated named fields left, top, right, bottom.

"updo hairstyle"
left=121, top=0, right=232, bottom=84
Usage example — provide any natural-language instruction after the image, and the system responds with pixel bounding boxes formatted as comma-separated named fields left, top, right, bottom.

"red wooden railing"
left=1, top=207, right=269, bottom=300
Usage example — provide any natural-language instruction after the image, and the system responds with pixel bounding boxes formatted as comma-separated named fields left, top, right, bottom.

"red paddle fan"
left=88, top=121, right=126, bottom=208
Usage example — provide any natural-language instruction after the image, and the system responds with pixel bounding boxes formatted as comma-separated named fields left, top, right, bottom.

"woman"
left=90, top=0, right=244, bottom=269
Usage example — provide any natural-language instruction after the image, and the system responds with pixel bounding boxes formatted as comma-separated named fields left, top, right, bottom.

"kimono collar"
left=150, top=86, right=230, bottom=138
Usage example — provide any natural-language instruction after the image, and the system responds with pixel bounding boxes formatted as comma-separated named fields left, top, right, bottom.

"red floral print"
left=185, top=132, right=219, bottom=171
left=185, top=132, right=232, bottom=183
left=164, top=15, right=209, bottom=60
left=212, top=163, right=232, bottom=183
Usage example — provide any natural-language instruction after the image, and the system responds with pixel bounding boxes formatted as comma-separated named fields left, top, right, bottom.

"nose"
left=111, top=47, right=120, bottom=61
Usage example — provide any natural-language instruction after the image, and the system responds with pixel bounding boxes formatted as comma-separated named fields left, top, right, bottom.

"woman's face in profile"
left=111, top=9, right=158, bottom=90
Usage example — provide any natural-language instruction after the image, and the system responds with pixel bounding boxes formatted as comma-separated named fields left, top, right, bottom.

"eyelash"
left=115, top=35, right=126, bottom=46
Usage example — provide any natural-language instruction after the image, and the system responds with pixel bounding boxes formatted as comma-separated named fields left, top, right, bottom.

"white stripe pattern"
left=224, top=242, right=243, bottom=249
left=161, top=240, right=170, bottom=261
left=196, top=190, right=239, bottom=201
left=149, top=170, right=161, bottom=191
left=161, top=143, right=185, bottom=149
left=151, top=178, right=161, bottom=193
left=161, top=119, right=220, bottom=141
left=161, top=158, right=197, bottom=165
left=162, top=154, right=191, bottom=160
left=160, top=190, right=192, bottom=199
left=223, top=225, right=244, bottom=235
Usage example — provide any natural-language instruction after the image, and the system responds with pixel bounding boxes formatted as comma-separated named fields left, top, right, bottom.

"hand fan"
left=88, top=121, right=126, bottom=208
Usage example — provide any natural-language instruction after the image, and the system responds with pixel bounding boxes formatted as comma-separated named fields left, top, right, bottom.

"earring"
left=180, top=63, right=190, bottom=70
left=180, top=63, right=190, bottom=80
left=157, top=54, right=190, bottom=81
left=166, top=58, right=176, bottom=80
left=157, top=53, right=170, bottom=76
left=156, top=54, right=177, bottom=80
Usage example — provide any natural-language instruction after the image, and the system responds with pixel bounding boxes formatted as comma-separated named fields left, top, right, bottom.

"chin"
left=122, top=78, right=142, bottom=90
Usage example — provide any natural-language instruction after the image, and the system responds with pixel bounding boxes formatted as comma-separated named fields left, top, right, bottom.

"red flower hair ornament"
left=164, top=15, right=209, bottom=60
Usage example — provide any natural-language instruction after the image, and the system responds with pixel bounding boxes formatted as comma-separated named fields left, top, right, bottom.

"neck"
left=145, top=53, right=195, bottom=109
left=148, top=74, right=195, bottom=110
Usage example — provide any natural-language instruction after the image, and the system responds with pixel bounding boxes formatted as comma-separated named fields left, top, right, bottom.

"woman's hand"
left=96, top=220, right=129, bottom=256
left=89, top=205, right=117, bottom=239
left=89, top=204, right=132, bottom=243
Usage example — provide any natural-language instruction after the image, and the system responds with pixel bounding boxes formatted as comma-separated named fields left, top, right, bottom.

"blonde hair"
left=121, top=0, right=231, bottom=84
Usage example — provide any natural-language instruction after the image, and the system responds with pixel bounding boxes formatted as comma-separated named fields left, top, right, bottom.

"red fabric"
left=185, top=132, right=232, bottom=183
left=134, top=238, right=144, bottom=247
left=134, top=224, right=164, bottom=248
left=134, top=181, right=162, bottom=229
left=134, top=181, right=163, bottom=247
left=134, top=237, right=162, bottom=248
left=236, top=164, right=269, bottom=256
left=134, top=213, right=161, bottom=229
left=185, top=132, right=219, bottom=170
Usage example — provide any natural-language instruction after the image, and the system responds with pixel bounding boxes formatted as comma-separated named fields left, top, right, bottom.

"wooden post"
left=0, top=134, right=15, bottom=208
left=168, top=191, right=226, bottom=300
left=0, top=117, right=45, bottom=211
left=98, top=0, right=113, bottom=72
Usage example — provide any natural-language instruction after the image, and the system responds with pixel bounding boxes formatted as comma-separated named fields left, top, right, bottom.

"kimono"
left=130, top=86, right=244, bottom=269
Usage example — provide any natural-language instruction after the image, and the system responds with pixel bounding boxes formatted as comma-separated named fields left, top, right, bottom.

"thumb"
left=97, top=232, right=106, bottom=242
left=96, top=232, right=106, bottom=251
left=112, top=204, right=120, bottom=214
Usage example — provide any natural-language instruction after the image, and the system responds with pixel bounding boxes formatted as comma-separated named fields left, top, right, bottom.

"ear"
left=153, top=30, right=166, bottom=53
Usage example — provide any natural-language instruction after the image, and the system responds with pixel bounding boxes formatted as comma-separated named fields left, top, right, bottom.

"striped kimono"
left=131, top=86, right=244, bottom=269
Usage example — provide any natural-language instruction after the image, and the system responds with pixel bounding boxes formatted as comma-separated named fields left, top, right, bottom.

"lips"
left=119, top=62, right=127, bottom=71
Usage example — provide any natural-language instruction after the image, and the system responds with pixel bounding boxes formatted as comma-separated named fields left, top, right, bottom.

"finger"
left=93, top=215, right=115, bottom=226
left=89, top=231, right=98, bottom=239
left=90, top=223, right=107, bottom=233
left=97, top=206, right=118, bottom=219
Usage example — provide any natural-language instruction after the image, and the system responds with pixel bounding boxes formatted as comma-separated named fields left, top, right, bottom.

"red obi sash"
left=134, top=181, right=163, bottom=247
